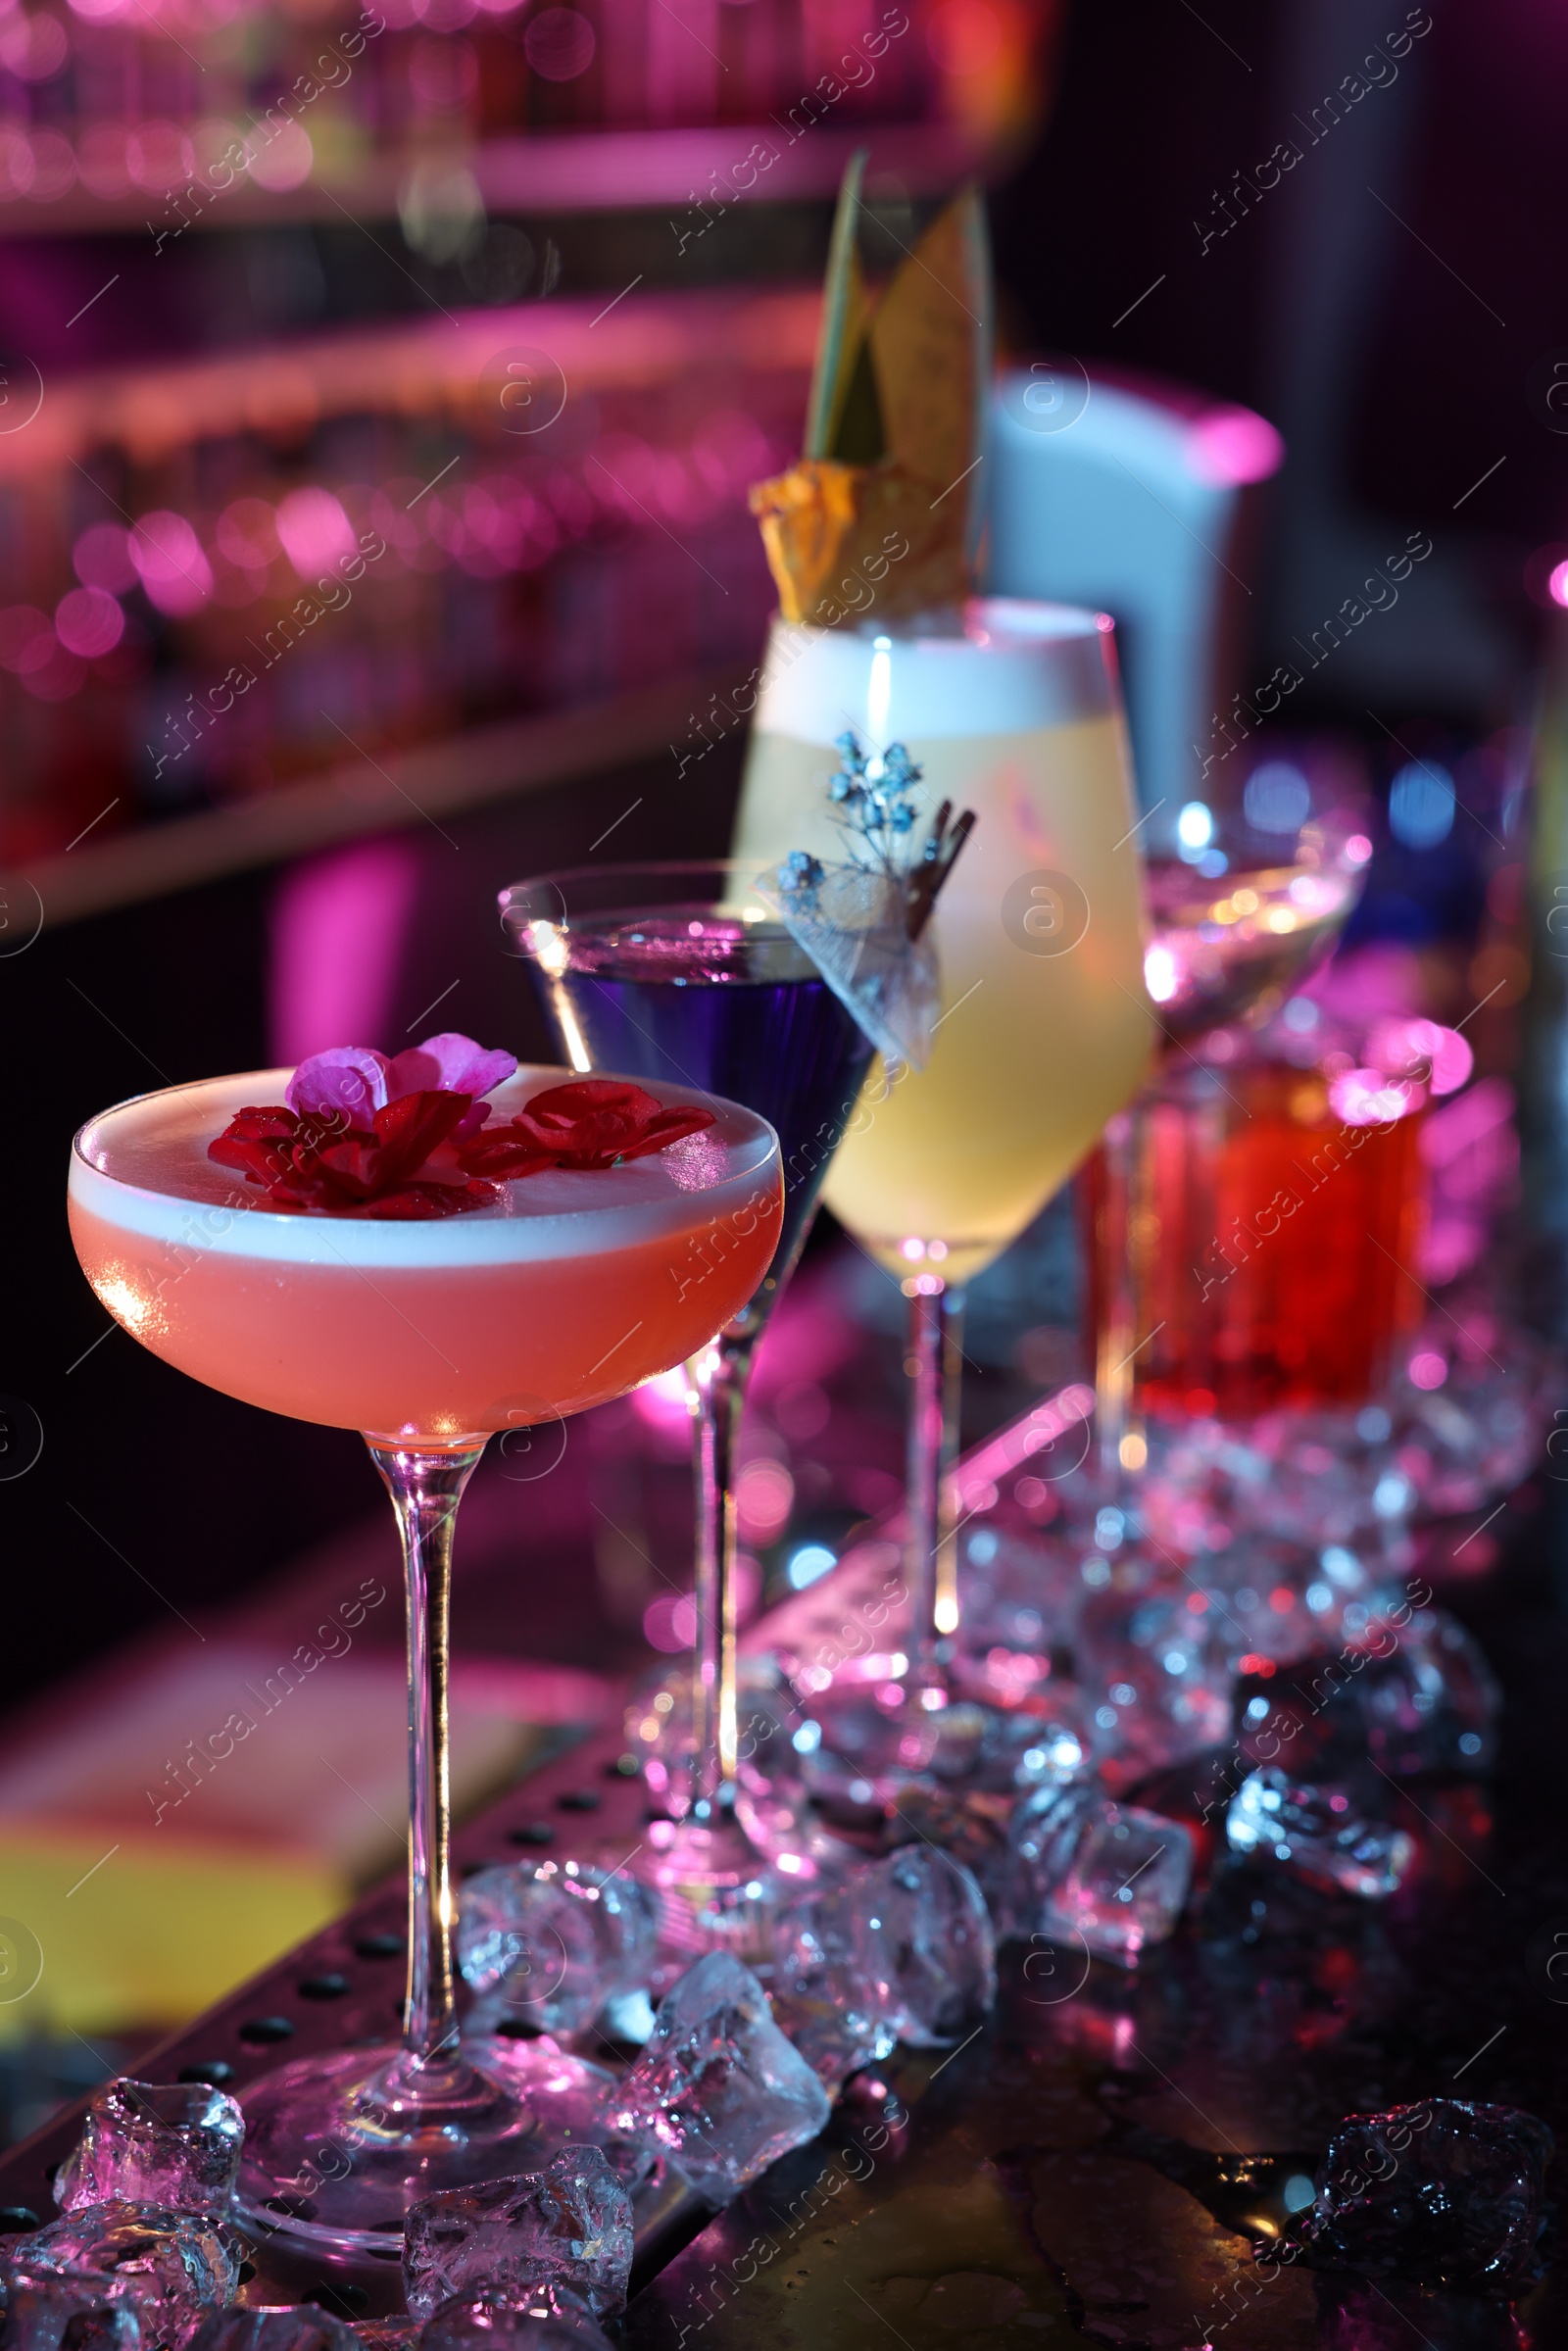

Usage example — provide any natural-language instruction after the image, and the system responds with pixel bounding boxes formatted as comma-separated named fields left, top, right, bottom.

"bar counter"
left=0, top=1442, right=1562, bottom=2351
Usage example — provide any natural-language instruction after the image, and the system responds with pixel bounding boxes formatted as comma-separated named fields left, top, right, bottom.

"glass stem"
left=938, top=1286, right=967, bottom=1648
left=686, top=1335, right=754, bottom=1817
left=906, top=1279, right=965, bottom=1694
left=1096, top=1108, right=1141, bottom=1498
left=368, top=1439, right=485, bottom=2073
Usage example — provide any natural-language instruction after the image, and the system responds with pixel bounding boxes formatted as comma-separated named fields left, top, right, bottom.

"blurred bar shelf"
left=0, top=284, right=817, bottom=476
left=0, top=281, right=813, bottom=870
left=15, top=664, right=745, bottom=930
left=0, top=121, right=997, bottom=236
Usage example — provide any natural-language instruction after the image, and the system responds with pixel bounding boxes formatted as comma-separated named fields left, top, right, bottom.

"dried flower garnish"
left=803, top=727, right=974, bottom=942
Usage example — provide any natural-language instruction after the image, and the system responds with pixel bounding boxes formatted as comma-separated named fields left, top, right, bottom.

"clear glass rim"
left=767, top=593, right=1110, bottom=646
left=70, top=1067, right=290, bottom=1179
left=71, top=1065, right=780, bottom=1245
left=499, top=857, right=777, bottom=938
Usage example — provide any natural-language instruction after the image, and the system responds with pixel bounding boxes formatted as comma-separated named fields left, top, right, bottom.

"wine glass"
left=500, top=862, right=876, bottom=1935
left=68, top=1059, right=781, bottom=2246
left=730, top=598, right=1154, bottom=1790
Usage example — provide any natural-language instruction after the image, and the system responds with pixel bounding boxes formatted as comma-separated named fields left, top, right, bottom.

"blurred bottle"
left=1518, top=603, right=1568, bottom=1335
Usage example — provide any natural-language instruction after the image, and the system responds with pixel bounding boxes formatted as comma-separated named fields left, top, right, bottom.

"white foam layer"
left=754, top=597, right=1116, bottom=748
left=71, top=1068, right=779, bottom=1268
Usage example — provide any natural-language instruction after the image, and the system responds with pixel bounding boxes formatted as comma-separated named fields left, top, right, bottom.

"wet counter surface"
left=3, top=1505, right=1567, bottom=2351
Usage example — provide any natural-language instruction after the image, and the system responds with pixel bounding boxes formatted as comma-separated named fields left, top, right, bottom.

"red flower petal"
left=613, top=1106, right=717, bottom=1159
left=456, top=1133, right=560, bottom=1180
left=209, top=1104, right=303, bottom=1186
left=358, top=1178, right=503, bottom=1220
left=209, top=1070, right=710, bottom=1218
left=522, top=1078, right=662, bottom=1123
left=499, top=1078, right=715, bottom=1171
left=370, top=1089, right=472, bottom=1185
left=220, top=1104, right=298, bottom=1139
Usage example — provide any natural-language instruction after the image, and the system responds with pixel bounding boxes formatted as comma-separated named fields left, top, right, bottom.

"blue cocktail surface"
left=528, top=910, right=875, bottom=1314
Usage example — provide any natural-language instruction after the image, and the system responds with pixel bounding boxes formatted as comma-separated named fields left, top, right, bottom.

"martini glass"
left=500, top=861, right=876, bottom=1932
left=68, top=1063, right=780, bottom=2248
left=730, top=599, right=1153, bottom=1792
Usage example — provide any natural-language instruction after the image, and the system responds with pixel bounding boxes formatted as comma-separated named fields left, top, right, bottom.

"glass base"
left=234, top=2039, right=616, bottom=2255
left=798, top=1684, right=1077, bottom=1814
left=632, top=1812, right=807, bottom=1967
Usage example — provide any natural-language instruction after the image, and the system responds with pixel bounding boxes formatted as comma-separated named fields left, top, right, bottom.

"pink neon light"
left=268, top=837, right=423, bottom=1066
left=1365, top=1015, right=1473, bottom=1098
left=54, top=586, right=123, bottom=659
left=1328, top=1065, right=1422, bottom=1127
left=631, top=1367, right=688, bottom=1434
left=643, top=1592, right=697, bottom=1652
left=274, top=485, right=356, bottom=578
left=128, top=511, right=213, bottom=615
left=1186, top=406, right=1285, bottom=488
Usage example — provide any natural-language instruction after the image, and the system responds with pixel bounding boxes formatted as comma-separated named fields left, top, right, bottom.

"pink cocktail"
left=68, top=1058, right=782, bottom=2247
left=71, top=1068, right=780, bottom=1442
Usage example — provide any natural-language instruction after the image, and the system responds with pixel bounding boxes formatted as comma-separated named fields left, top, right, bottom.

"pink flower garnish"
left=382, top=1032, right=517, bottom=1103
left=285, top=1032, right=518, bottom=1144
left=214, top=1045, right=713, bottom=1217
left=285, top=1046, right=390, bottom=1125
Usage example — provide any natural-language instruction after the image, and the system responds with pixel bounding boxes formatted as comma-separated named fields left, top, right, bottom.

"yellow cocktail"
left=733, top=598, right=1152, bottom=1762
left=733, top=600, right=1153, bottom=1283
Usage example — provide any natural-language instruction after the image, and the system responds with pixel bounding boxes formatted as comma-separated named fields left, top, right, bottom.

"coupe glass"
left=730, top=599, right=1153, bottom=1790
left=500, top=861, right=876, bottom=1935
left=68, top=1063, right=781, bottom=2248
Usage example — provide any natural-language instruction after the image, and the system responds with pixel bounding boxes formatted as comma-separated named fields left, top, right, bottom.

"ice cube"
left=1336, top=1605, right=1500, bottom=1778
left=1006, top=1787, right=1192, bottom=1964
left=1075, top=1580, right=1234, bottom=1779
left=922, top=1702, right=1096, bottom=1796
left=55, top=2084, right=244, bottom=2221
left=8, top=2206, right=240, bottom=2349
left=458, top=1863, right=659, bottom=2039
left=868, top=1845, right=996, bottom=2044
left=779, top=1847, right=996, bottom=2055
left=767, top=1912, right=899, bottom=2092
left=1202, top=1536, right=1371, bottom=1672
left=791, top=1687, right=943, bottom=1817
left=404, top=2148, right=631, bottom=2325
left=185, top=2311, right=361, bottom=2351
left=418, top=2288, right=611, bottom=2351
left=0, top=2268, right=139, bottom=2351
left=1226, top=1767, right=1414, bottom=1898
left=1283, top=2099, right=1552, bottom=2293
left=605, top=1952, right=831, bottom=2202
left=879, top=1788, right=1012, bottom=1917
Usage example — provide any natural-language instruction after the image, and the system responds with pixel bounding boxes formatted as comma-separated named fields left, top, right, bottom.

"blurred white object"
left=985, top=369, right=1283, bottom=855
